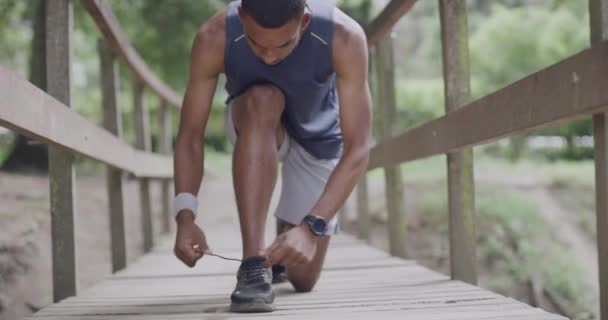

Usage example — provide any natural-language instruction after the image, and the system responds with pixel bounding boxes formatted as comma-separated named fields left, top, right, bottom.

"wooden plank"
left=25, top=180, right=566, bottom=320
left=27, top=232, right=567, bottom=320
left=365, top=0, right=417, bottom=48
left=368, top=42, right=608, bottom=170
left=133, top=78, right=154, bottom=252
left=46, top=0, right=77, bottom=303
left=80, top=0, right=182, bottom=107
left=590, top=2, right=608, bottom=320
left=439, top=0, right=477, bottom=285
left=356, top=175, right=371, bottom=241
left=375, top=35, right=407, bottom=258
left=338, top=202, right=350, bottom=233
left=158, top=99, right=173, bottom=234
left=99, top=38, right=127, bottom=272
left=0, top=67, right=173, bottom=178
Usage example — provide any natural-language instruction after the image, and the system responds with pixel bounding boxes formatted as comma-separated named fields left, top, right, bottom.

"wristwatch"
left=303, top=215, right=328, bottom=237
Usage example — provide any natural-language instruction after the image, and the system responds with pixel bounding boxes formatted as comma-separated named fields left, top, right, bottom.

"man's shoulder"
left=331, top=8, right=368, bottom=71
left=190, top=7, right=229, bottom=76
left=194, top=7, right=228, bottom=54
left=332, top=8, right=367, bottom=53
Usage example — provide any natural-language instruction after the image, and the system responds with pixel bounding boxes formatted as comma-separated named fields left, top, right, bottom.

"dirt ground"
left=0, top=171, right=175, bottom=320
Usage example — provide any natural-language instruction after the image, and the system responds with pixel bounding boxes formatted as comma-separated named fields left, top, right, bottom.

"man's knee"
left=289, top=274, right=320, bottom=293
left=236, top=85, right=285, bottom=130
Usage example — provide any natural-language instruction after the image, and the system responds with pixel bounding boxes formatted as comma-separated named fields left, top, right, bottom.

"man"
left=172, top=0, right=372, bottom=313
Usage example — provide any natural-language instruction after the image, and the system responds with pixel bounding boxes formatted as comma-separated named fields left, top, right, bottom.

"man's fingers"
left=282, top=250, right=300, bottom=269
left=177, top=244, right=202, bottom=267
left=264, top=239, right=281, bottom=257
left=175, top=250, right=195, bottom=267
left=269, top=245, right=290, bottom=266
left=192, top=243, right=210, bottom=255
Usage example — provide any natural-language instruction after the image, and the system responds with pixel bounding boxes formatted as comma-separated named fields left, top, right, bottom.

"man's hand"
left=264, top=224, right=318, bottom=269
left=174, top=211, right=209, bottom=267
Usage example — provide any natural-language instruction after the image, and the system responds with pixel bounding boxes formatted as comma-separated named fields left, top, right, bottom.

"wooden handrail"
left=0, top=66, right=172, bottom=178
left=81, top=0, right=182, bottom=107
left=84, top=0, right=413, bottom=89
left=366, top=0, right=417, bottom=47
left=368, top=42, right=608, bottom=170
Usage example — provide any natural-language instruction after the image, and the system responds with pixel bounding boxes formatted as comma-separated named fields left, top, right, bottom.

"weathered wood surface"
left=158, top=99, right=173, bottom=234
left=439, top=0, right=477, bottom=285
left=27, top=202, right=567, bottom=319
left=366, top=0, right=417, bottom=47
left=356, top=175, right=371, bottom=241
left=368, top=41, right=608, bottom=169
left=590, top=1, right=608, bottom=319
left=0, top=66, right=173, bottom=178
left=81, top=0, right=182, bottom=107
left=375, top=36, right=407, bottom=259
left=99, top=38, right=127, bottom=272
left=132, top=78, right=154, bottom=252
left=46, top=0, right=77, bottom=302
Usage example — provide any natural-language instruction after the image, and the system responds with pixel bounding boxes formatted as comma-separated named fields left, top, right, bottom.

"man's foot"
left=230, top=256, right=275, bottom=313
left=272, top=264, right=288, bottom=284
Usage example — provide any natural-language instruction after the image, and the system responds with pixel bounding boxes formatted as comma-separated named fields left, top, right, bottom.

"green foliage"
left=469, top=3, right=589, bottom=98
left=476, top=189, right=542, bottom=279
left=337, top=0, right=372, bottom=25
left=409, top=159, right=596, bottom=316
left=394, top=79, right=445, bottom=131
left=0, top=0, right=34, bottom=75
left=390, top=1, right=592, bottom=160
left=105, top=0, right=227, bottom=91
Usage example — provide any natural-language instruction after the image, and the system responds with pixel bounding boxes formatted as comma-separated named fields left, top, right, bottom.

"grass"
left=549, top=180, right=596, bottom=241
left=412, top=184, right=596, bottom=318
left=367, top=151, right=598, bottom=318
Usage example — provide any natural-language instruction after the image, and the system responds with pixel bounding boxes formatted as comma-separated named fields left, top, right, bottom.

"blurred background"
left=0, top=0, right=597, bottom=319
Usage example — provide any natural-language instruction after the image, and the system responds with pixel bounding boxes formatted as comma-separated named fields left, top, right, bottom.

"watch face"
left=312, top=218, right=327, bottom=234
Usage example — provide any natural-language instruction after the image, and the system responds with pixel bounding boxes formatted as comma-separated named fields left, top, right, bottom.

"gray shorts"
left=224, top=103, right=340, bottom=235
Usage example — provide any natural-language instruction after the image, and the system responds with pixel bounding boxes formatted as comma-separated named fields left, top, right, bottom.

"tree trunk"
left=1, top=0, right=48, bottom=173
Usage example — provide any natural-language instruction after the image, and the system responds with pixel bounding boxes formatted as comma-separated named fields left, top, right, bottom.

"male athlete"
left=172, top=0, right=372, bottom=312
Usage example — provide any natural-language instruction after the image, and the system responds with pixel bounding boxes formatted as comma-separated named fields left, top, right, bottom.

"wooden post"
left=338, top=202, right=350, bottom=233
left=590, top=0, right=608, bottom=319
left=99, top=38, right=127, bottom=272
left=356, top=175, right=371, bottom=241
left=133, top=78, right=154, bottom=252
left=439, top=0, right=477, bottom=285
left=158, top=99, right=172, bottom=234
left=376, top=34, right=407, bottom=258
left=356, top=47, right=378, bottom=243
left=46, top=0, right=76, bottom=302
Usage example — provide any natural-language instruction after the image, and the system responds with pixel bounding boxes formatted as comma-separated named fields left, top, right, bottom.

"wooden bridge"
left=1, top=0, right=606, bottom=319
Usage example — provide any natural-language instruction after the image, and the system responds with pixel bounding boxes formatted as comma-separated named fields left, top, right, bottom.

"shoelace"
left=192, top=244, right=270, bottom=282
left=193, top=244, right=243, bottom=262
left=243, top=263, right=269, bottom=285
left=207, top=252, right=243, bottom=263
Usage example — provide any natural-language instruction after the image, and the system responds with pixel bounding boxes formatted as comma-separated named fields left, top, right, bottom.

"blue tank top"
left=224, top=0, right=342, bottom=160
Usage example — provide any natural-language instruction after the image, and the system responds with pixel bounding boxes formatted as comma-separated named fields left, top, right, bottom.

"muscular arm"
left=174, top=13, right=225, bottom=223
left=308, top=13, right=372, bottom=224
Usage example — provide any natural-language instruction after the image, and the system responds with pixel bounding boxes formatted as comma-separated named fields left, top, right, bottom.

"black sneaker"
left=272, top=264, right=288, bottom=284
left=230, top=256, right=275, bottom=313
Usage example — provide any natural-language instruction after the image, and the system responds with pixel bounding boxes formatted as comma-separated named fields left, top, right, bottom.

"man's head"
left=239, top=0, right=310, bottom=65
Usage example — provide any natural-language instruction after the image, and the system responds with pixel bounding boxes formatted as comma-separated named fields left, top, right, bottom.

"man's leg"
left=231, top=85, right=285, bottom=258
left=228, top=85, right=286, bottom=313
left=276, top=220, right=331, bottom=292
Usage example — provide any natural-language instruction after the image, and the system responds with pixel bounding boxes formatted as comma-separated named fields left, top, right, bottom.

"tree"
left=468, top=2, right=589, bottom=161
left=1, top=0, right=49, bottom=172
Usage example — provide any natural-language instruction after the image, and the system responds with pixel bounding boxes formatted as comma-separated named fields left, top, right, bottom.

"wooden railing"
left=353, top=0, right=608, bottom=319
left=2, top=0, right=606, bottom=318
left=0, top=0, right=182, bottom=303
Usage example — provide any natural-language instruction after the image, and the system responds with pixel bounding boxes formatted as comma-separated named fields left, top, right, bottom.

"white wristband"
left=173, top=193, right=198, bottom=219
